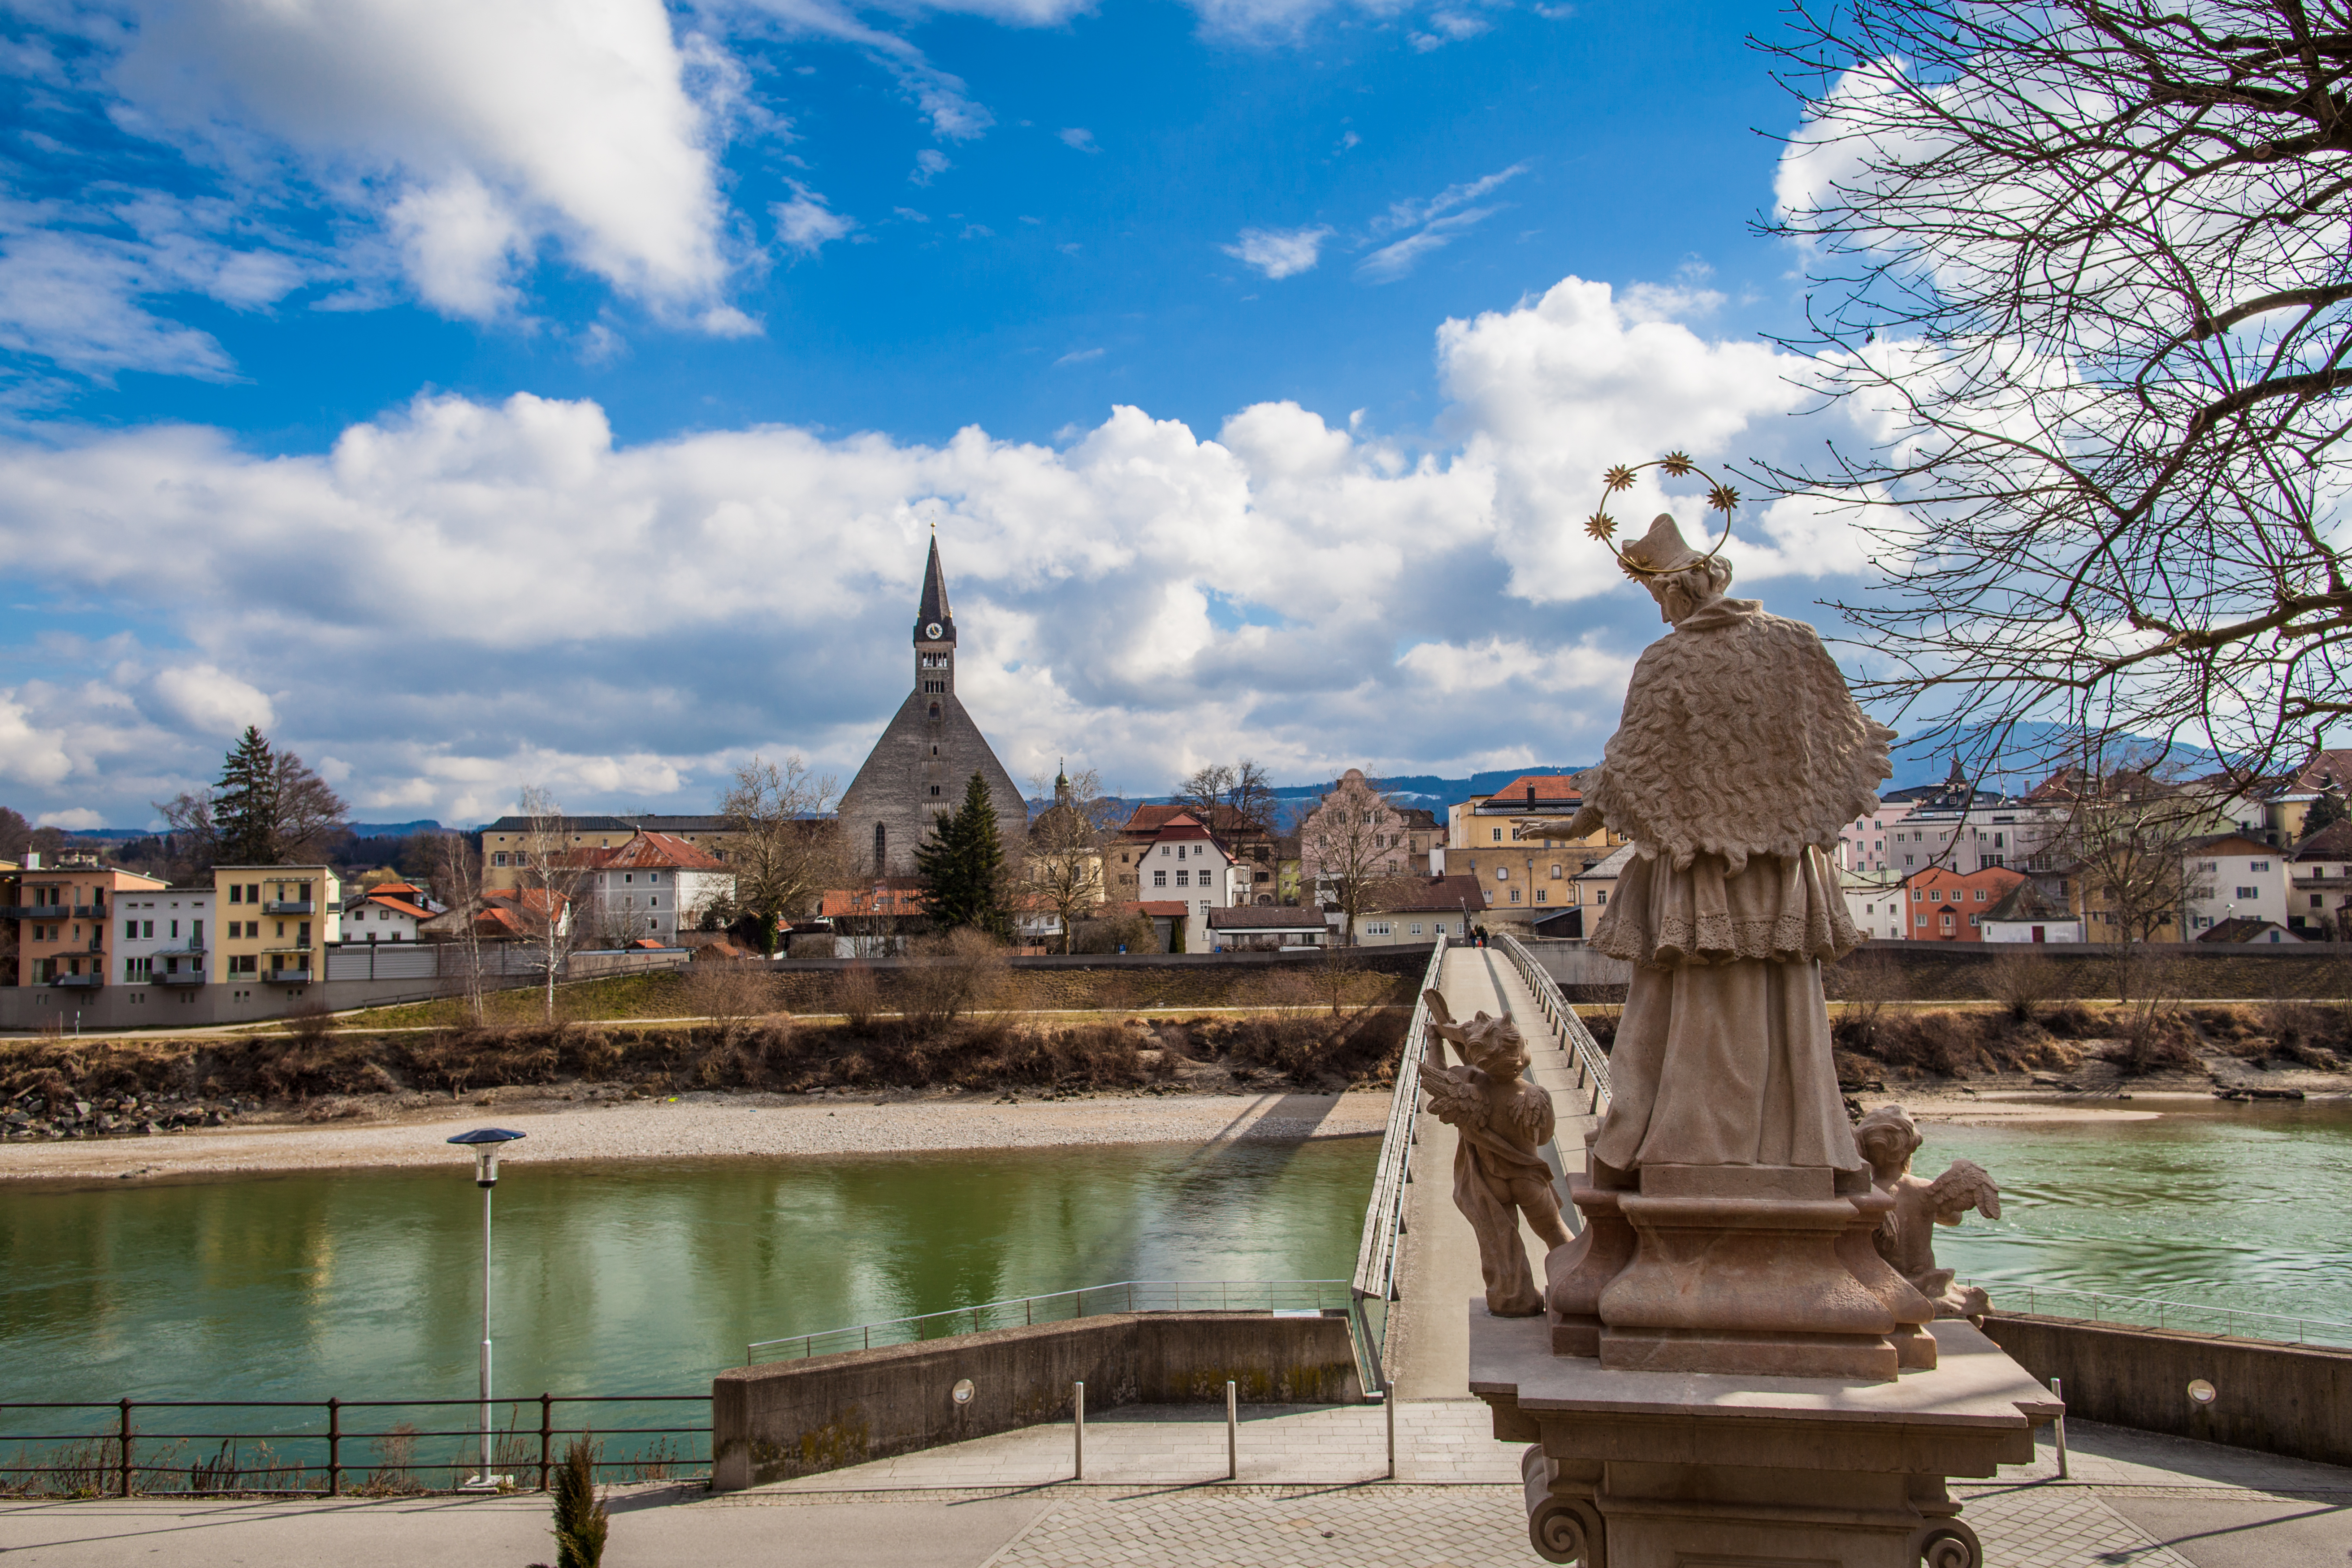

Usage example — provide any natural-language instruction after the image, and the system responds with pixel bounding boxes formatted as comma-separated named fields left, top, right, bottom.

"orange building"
left=1901, top=865, right=2027, bottom=942
left=5, top=855, right=168, bottom=988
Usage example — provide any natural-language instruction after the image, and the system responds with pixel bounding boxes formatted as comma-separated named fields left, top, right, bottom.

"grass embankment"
left=0, top=1007, right=1412, bottom=1137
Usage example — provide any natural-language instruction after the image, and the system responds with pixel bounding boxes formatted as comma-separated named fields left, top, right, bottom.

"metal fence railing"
left=1993, top=1287, right=2352, bottom=1349
left=1497, top=931, right=1612, bottom=1109
left=747, top=1278, right=1356, bottom=1365
left=0, top=1394, right=710, bottom=1499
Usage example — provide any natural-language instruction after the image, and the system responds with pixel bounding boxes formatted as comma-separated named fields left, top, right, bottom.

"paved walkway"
left=1389, top=944, right=1602, bottom=1399
left=4, top=1413, right=2343, bottom=1566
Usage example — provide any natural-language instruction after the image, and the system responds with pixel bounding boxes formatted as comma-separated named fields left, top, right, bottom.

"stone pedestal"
left=1471, top=1306, right=2061, bottom=1568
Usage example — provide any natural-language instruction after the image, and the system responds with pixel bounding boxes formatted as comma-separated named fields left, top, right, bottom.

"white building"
left=115, top=887, right=213, bottom=987
left=2288, top=819, right=2352, bottom=939
left=342, top=881, right=434, bottom=944
left=2181, top=834, right=2292, bottom=935
left=1836, top=804, right=1917, bottom=874
left=1141, top=813, right=1247, bottom=951
left=1841, top=868, right=1908, bottom=941
left=580, top=831, right=733, bottom=945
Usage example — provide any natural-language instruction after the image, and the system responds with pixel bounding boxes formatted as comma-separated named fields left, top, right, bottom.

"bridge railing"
left=1496, top=931, right=1611, bottom=1110
left=1344, top=933, right=1450, bottom=1397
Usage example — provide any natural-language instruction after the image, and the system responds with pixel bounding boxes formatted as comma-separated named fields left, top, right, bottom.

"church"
left=837, top=536, right=1030, bottom=875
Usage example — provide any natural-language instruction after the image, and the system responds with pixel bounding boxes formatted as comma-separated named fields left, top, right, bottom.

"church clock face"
left=926, top=622, right=944, bottom=639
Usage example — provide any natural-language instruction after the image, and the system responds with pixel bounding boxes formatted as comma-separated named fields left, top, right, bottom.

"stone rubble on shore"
left=3, top=1086, right=260, bottom=1141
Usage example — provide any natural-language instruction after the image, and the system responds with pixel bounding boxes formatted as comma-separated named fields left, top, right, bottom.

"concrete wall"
left=1982, top=1313, right=2352, bottom=1468
left=762, top=945, right=1434, bottom=1014
left=711, top=1311, right=1362, bottom=1490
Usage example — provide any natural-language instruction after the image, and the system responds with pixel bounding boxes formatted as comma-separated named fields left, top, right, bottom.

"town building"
left=1111, top=803, right=1281, bottom=904
left=4, top=855, right=167, bottom=989
left=342, top=880, right=433, bottom=944
left=1205, top=906, right=1328, bottom=951
left=1841, top=867, right=1908, bottom=942
left=575, top=831, right=733, bottom=945
left=1442, top=775, right=1621, bottom=930
left=817, top=879, right=928, bottom=957
left=2180, top=834, right=2291, bottom=936
left=213, top=866, right=342, bottom=988
left=1134, top=812, right=1247, bottom=952
left=2287, top=819, right=2352, bottom=940
left=116, top=885, right=214, bottom=985
left=1900, top=865, right=2027, bottom=942
left=836, top=535, right=1028, bottom=878
left=1834, top=803, right=1917, bottom=874
left=480, top=814, right=738, bottom=889
left=1354, top=874, right=1486, bottom=945
left=2196, top=916, right=2303, bottom=945
left=1979, top=879, right=2082, bottom=944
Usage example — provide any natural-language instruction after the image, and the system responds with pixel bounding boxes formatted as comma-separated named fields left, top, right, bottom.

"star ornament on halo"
left=1585, top=454, right=1741, bottom=580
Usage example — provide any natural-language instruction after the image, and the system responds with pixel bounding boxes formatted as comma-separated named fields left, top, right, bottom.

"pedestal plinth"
left=1470, top=1306, right=2060, bottom=1568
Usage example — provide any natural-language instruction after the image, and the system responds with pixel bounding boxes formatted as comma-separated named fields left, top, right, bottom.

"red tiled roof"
left=821, top=882, right=928, bottom=918
left=1120, top=803, right=1271, bottom=838
left=1371, top=873, right=1488, bottom=913
left=364, top=895, right=433, bottom=921
left=1488, top=775, right=1582, bottom=803
left=591, top=831, right=728, bottom=871
left=1135, top=900, right=1188, bottom=918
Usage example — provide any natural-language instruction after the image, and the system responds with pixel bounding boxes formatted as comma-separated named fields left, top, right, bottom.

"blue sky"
left=0, top=0, right=1888, bottom=829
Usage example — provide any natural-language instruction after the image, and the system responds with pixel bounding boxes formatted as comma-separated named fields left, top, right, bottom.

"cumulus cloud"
left=1409, top=9, right=1490, bottom=50
left=1058, top=127, right=1100, bottom=152
left=1222, top=225, right=1332, bottom=280
left=0, top=270, right=1894, bottom=825
left=36, top=807, right=104, bottom=830
left=773, top=186, right=858, bottom=253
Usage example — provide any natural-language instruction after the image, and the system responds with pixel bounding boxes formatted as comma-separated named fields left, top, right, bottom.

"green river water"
left=1, top=1101, right=2346, bottom=1416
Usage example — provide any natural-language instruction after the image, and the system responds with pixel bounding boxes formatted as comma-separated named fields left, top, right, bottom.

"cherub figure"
left=1421, top=989, right=1572, bottom=1316
left=1854, top=1105, right=2001, bottom=1320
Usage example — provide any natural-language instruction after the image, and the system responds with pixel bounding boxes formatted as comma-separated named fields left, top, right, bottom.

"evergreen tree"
left=915, top=771, right=1009, bottom=936
left=2305, top=788, right=2347, bottom=841
left=213, top=727, right=278, bottom=865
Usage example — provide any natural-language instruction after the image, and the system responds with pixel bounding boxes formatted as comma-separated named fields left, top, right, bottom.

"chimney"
left=24, top=852, right=38, bottom=871
left=1526, top=784, right=1537, bottom=807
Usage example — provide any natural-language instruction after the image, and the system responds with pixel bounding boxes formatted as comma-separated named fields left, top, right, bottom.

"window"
left=1495, top=867, right=1508, bottom=880
left=229, top=884, right=243, bottom=904
left=1551, top=864, right=1563, bottom=879
left=1364, top=922, right=1392, bottom=936
left=2251, top=860, right=2272, bottom=873
left=2196, top=861, right=2217, bottom=873
left=930, top=785, right=941, bottom=796
left=1175, top=870, right=1190, bottom=887
left=1974, top=889, right=1986, bottom=902
left=1153, top=870, right=1167, bottom=887
left=1594, top=890, right=1607, bottom=905
left=1491, top=828, right=1503, bottom=842
left=2236, top=886, right=2260, bottom=900
left=1535, top=888, right=1547, bottom=903
left=650, top=873, right=660, bottom=884
left=1198, top=901, right=1211, bottom=915
left=125, top=920, right=137, bottom=940
left=1911, top=889, right=1923, bottom=902
left=1509, top=888, right=1521, bottom=903
left=1969, top=914, right=1980, bottom=926
left=1930, top=890, right=1942, bottom=901
left=1917, top=914, right=1929, bottom=927
left=1409, top=923, right=1424, bottom=936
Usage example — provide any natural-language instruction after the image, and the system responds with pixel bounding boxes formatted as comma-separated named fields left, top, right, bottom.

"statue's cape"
left=1580, top=598, right=1893, bottom=875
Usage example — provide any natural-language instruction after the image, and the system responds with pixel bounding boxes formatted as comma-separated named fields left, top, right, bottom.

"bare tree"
left=719, top=755, right=844, bottom=954
left=2041, top=762, right=2205, bottom=996
left=1174, top=758, right=1279, bottom=835
left=1018, top=767, right=1119, bottom=954
left=514, top=785, right=594, bottom=1023
left=1757, top=0, right=2352, bottom=786
left=436, top=832, right=490, bottom=1026
left=1301, top=773, right=1409, bottom=944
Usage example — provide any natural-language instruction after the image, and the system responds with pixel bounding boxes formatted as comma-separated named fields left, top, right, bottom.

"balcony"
left=50, top=972, right=101, bottom=989
left=156, top=970, right=206, bottom=986
left=73, top=905, right=106, bottom=920
left=263, top=900, right=315, bottom=915
left=267, top=968, right=313, bottom=985
left=0, top=905, right=47, bottom=919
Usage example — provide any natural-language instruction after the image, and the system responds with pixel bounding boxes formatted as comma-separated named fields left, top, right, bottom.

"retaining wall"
left=710, top=1310, right=1362, bottom=1490
left=763, top=947, right=1433, bottom=1015
left=1981, top=1312, right=2352, bottom=1468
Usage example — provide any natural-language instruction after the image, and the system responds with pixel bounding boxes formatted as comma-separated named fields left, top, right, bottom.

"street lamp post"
left=448, top=1127, right=524, bottom=1490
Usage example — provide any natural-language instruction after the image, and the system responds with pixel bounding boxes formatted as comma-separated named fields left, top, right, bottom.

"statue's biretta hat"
left=1619, top=513, right=1705, bottom=576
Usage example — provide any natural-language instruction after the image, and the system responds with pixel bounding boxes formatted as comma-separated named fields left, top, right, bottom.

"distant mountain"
left=60, top=820, right=444, bottom=842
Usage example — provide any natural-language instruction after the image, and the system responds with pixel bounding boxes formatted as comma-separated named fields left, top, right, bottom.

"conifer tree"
left=213, top=726, right=278, bottom=865
left=915, top=771, right=1009, bottom=936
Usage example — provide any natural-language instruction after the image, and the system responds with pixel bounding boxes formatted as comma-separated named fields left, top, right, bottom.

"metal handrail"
left=1496, top=931, right=1612, bottom=1106
left=0, top=1393, right=709, bottom=1497
left=1349, top=934, right=1449, bottom=1316
left=747, top=1278, right=1352, bottom=1364
left=1995, top=1287, right=2352, bottom=1347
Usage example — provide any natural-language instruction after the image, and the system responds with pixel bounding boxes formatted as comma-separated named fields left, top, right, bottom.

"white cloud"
left=1053, top=347, right=1105, bottom=365
left=1223, top=225, right=1332, bottom=280
left=1409, top=9, right=1490, bottom=50
left=910, top=149, right=952, bottom=185
left=1355, top=162, right=1529, bottom=281
left=773, top=186, right=858, bottom=254
left=36, top=807, right=103, bottom=830
left=1058, top=127, right=1100, bottom=152
left=0, top=270, right=1897, bottom=825
left=101, top=0, right=736, bottom=319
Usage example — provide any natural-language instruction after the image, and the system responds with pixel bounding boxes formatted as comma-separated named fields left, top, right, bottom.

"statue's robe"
left=1572, top=597, right=1893, bottom=1175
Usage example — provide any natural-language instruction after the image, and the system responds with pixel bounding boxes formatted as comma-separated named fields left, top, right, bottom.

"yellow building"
left=213, top=866, right=342, bottom=988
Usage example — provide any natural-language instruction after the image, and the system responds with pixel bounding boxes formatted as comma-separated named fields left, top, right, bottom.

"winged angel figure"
left=1854, top=1105, right=2002, bottom=1319
left=1421, top=992, right=1573, bottom=1316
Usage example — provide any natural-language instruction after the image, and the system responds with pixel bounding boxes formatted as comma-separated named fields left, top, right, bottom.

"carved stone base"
left=1474, top=1309, right=2057, bottom=1568
left=1553, top=1162, right=1938, bottom=1382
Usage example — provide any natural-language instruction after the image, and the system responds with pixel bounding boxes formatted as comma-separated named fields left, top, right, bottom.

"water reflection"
left=0, top=1138, right=1377, bottom=1403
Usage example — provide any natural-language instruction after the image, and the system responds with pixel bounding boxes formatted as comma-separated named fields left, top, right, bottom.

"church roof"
left=918, top=533, right=953, bottom=632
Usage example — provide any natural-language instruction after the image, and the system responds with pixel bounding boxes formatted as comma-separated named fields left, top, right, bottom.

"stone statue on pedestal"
left=1420, top=992, right=1572, bottom=1317
left=1855, top=1105, right=2002, bottom=1320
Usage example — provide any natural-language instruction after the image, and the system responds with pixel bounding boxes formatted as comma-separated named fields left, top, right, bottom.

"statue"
left=1854, top=1105, right=2002, bottom=1319
left=1420, top=990, right=1572, bottom=1316
left=1551, top=487, right=1893, bottom=1178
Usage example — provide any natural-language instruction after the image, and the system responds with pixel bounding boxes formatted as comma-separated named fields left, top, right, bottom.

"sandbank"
left=0, top=1088, right=1390, bottom=1185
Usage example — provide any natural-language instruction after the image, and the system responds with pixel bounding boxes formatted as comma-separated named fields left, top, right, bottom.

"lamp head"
left=448, top=1126, right=525, bottom=1187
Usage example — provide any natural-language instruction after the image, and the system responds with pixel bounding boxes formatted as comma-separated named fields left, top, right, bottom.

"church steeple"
left=914, top=531, right=955, bottom=645
left=913, top=533, right=956, bottom=700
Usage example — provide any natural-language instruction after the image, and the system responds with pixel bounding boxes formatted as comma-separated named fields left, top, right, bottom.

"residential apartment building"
left=117, top=885, right=213, bottom=986
left=1444, top=777, right=1623, bottom=931
left=1841, top=867, right=1908, bottom=941
left=343, top=880, right=433, bottom=944
left=1111, top=803, right=1282, bottom=904
left=1354, top=874, right=1486, bottom=945
left=1901, top=865, right=2027, bottom=942
left=4, top=856, right=167, bottom=988
left=214, top=866, right=342, bottom=988
left=576, top=831, right=732, bottom=944
left=1135, top=813, right=1247, bottom=952
left=2180, top=835, right=2291, bottom=936
left=2288, top=819, right=2352, bottom=940
left=1836, top=803, right=1917, bottom=874
left=479, top=814, right=740, bottom=890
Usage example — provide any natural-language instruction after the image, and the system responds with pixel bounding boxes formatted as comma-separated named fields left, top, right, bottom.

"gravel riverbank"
left=0, top=1086, right=1391, bottom=1183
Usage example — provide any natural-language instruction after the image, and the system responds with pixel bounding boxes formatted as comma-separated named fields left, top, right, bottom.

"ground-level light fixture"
left=449, top=1127, right=525, bottom=1490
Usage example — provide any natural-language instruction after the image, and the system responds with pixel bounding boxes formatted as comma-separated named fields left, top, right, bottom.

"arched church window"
left=874, top=823, right=886, bottom=869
